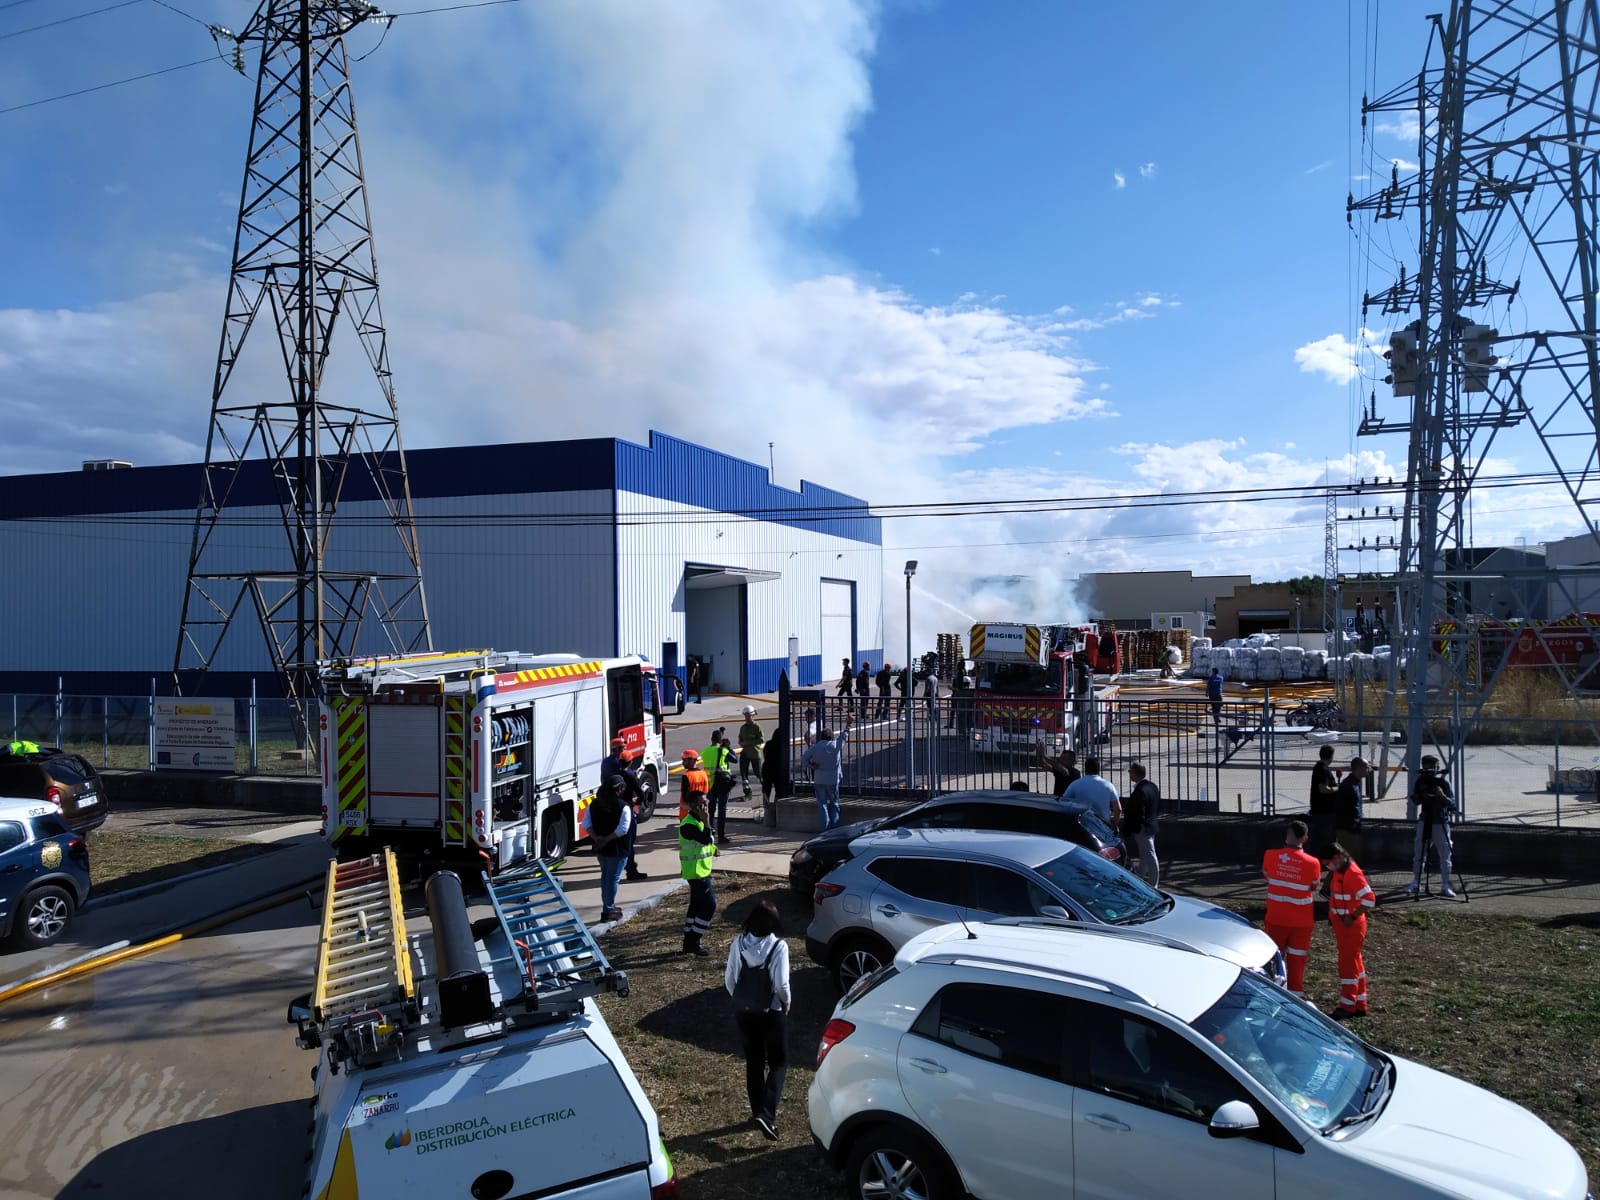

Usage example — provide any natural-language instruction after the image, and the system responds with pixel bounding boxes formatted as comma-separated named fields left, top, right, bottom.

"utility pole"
left=173, top=0, right=431, bottom=744
left=1349, top=0, right=1600, bottom=802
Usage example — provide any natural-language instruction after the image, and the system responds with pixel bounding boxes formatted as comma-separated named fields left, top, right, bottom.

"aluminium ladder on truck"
left=484, top=857, right=630, bottom=1014
left=300, top=850, right=419, bottom=1069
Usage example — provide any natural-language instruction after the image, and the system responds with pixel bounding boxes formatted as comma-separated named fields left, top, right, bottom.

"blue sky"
left=0, top=1, right=1573, bottom=633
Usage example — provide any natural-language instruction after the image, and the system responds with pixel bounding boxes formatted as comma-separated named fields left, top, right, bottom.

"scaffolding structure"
left=173, top=0, right=431, bottom=740
left=1348, top=0, right=1600, bottom=802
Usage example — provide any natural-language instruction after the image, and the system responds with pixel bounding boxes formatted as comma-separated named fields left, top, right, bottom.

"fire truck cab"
left=318, top=649, right=668, bottom=869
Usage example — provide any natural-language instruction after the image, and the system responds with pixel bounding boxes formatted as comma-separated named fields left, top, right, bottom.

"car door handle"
left=1084, top=1113, right=1130, bottom=1132
left=1, top=865, right=18, bottom=874
left=907, top=1058, right=948, bottom=1075
left=876, top=904, right=901, bottom=917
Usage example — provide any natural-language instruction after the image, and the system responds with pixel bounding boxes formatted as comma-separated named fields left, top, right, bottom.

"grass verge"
left=87, top=830, right=275, bottom=897
left=596, top=874, right=1598, bottom=1197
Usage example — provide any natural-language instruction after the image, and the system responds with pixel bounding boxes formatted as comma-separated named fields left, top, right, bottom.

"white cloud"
left=1293, top=329, right=1387, bottom=385
left=1112, top=169, right=1127, bottom=189
left=1303, top=160, right=1332, bottom=175
left=928, top=246, right=941, bottom=256
left=1138, top=161, right=1157, bottom=180
left=1375, top=111, right=1420, bottom=141
left=1391, top=156, right=1419, bottom=172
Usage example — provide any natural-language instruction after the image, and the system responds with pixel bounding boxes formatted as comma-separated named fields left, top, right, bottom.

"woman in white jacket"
left=724, top=898, right=791, bottom=1140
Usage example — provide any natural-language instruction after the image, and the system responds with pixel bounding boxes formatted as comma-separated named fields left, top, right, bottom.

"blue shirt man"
left=1063, top=756, right=1122, bottom=826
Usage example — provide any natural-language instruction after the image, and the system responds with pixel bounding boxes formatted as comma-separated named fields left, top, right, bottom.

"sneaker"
left=600, top=908, right=623, bottom=922
left=755, top=1115, right=778, bottom=1141
left=1402, top=881, right=1419, bottom=895
left=1441, top=885, right=1458, bottom=898
left=690, top=944, right=710, bottom=958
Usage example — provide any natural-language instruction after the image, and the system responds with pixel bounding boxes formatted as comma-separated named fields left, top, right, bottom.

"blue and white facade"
left=0, top=432, right=883, bottom=697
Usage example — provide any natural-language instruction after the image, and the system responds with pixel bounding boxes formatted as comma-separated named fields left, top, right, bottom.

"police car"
left=0, top=797, right=92, bottom=948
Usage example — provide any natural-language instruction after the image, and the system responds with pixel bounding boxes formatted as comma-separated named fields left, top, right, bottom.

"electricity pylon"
left=1349, top=0, right=1600, bottom=806
left=173, top=0, right=431, bottom=738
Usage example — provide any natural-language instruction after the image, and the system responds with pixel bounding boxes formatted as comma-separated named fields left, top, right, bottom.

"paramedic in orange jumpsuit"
left=1325, top=843, right=1375, bottom=1017
left=1262, top=819, right=1323, bottom=998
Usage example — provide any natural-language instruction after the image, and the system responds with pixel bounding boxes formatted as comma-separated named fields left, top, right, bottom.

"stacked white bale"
left=1281, top=646, right=1305, bottom=680
left=1189, top=638, right=1212, bottom=676
left=1256, top=646, right=1283, bottom=681
left=1325, top=654, right=1348, bottom=682
left=1232, top=646, right=1258, bottom=681
left=1211, top=646, right=1234, bottom=679
left=1350, top=653, right=1376, bottom=681
left=1304, top=649, right=1328, bottom=678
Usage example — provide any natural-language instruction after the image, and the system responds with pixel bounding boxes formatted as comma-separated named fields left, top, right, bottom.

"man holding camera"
left=1404, top=754, right=1458, bottom=897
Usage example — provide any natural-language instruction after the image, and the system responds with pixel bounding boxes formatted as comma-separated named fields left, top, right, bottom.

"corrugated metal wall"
left=0, top=491, right=616, bottom=679
left=614, top=493, right=884, bottom=692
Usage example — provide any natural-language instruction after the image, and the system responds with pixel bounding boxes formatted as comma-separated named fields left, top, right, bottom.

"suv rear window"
left=0, top=821, right=24, bottom=853
left=42, top=756, right=91, bottom=785
left=912, top=983, right=1072, bottom=1082
left=29, top=813, right=72, bottom=838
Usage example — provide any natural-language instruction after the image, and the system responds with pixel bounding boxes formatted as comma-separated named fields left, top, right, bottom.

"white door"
left=1071, top=1006, right=1275, bottom=1200
left=820, top=579, right=855, bottom=686
left=897, top=982, right=1074, bottom=1199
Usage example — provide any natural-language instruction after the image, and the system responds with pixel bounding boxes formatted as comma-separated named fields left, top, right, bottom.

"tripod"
left=1413, top=813, right=1470, bottom=902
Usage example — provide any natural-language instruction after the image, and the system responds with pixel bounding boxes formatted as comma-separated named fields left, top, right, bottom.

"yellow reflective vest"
left=678, top=814, right=716, bottom=880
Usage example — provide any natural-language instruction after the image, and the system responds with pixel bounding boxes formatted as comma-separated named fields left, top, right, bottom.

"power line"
left=0, top=0, right=143, bottom=42
left=0, top=53, right=218, bottom=115
left=386, top=0, right=524, bottom=14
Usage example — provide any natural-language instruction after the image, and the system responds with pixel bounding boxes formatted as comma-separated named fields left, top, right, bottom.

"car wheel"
left=541, top=810, right=572, bottom=862
left=637, top=771, right=659, bottom=823
left=13, top=885, right=74, bottom=949
left=845, top=1125, right=960, bottom=1200
left=832, top=934, right=892, bottom=994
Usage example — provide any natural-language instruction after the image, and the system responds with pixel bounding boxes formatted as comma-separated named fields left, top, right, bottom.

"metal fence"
left=3, top=690, right=319, bottom=776
left=777, top=685, right=1600, bottom=827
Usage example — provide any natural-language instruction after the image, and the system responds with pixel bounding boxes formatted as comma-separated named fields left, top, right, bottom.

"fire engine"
left=318, top=649, right=668, bottom=869
left=967, top=622, right=1082, bottom=755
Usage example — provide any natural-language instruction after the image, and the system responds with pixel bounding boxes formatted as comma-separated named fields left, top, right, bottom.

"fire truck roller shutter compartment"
left=368, top=705, right=442, bottom=826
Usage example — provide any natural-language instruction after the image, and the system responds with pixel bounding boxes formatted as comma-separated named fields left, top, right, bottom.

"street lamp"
left=905, top=560, right=918, bottom=790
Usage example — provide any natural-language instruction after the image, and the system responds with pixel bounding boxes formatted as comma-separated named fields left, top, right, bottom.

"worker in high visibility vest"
left=679, top=748, right=709, bottom=820
left=3, top=740, right=40, bottom=756
left=678, top=789, right=719, bottom=957
left=1326, top=843, right=1375, bottom=1018
left=1262, top=819, right=1323, bottom=998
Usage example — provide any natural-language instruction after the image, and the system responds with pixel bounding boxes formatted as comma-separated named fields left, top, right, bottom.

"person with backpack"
left=724, top=898, right=791, bottom=1140
left=588, top=774, right=633, bottom=922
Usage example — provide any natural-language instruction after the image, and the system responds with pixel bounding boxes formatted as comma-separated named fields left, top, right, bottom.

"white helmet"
left=741, top=704, right=756, bottom=717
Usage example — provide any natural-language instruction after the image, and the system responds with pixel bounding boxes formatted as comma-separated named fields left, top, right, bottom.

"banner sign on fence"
left=154, top=698, right=236, bottom=771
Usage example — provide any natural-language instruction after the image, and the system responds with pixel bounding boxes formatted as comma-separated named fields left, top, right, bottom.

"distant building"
left=1074, top=570, right=1248, bottom=631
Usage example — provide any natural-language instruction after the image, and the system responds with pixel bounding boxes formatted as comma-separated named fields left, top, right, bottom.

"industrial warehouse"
left=0, top=430, right=884, bottom=697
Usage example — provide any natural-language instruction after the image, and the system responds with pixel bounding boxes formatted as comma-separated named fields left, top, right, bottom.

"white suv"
left=808, top=920, right=1589, bottom=1200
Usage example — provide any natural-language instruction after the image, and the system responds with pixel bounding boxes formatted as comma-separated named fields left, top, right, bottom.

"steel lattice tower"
left=173, top=0, right=431, bottom=730
left=1350, top=0, right=1600, bottom=802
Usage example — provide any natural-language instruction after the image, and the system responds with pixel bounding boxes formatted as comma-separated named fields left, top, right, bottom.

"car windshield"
left=975, top=659, right=1063, bottom=696
left=1191, top=971, right=1388, bottom=1133
left=1033, top=847, right=1162, bottom=923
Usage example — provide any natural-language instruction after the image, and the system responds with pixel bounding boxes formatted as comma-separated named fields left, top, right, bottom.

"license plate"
left=76, top=794, right=99, bottom=808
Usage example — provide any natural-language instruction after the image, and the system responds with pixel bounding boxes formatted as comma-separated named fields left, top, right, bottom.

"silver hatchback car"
left=804, top=827, right=1286, bottom=993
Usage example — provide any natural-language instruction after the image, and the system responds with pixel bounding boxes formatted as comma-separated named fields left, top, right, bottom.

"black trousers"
left=710, top=776, right=734, bottom=838
left=683, top=876, right=717, bottom=946
left=736, top=1009, right=788, bottom=1122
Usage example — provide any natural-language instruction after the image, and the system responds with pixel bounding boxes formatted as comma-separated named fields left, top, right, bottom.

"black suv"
left=788, top=788, right=1124, bottom=898
left=0, top=746, right=109, bottom=833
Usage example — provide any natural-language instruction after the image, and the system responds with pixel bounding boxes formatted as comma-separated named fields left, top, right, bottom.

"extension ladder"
left=486, top=858, right=629, bottom=1011
left=312, top=849, right=416, bottom=1027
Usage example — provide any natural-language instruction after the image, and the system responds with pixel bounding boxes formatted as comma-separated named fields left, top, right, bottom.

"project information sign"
left=154, top=698, right=237, bottom=771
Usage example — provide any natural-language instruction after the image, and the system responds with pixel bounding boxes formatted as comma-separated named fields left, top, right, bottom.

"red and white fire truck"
left=967, top=622, right=1079, bottom=755
left=317, top=649, right=668, bottom=869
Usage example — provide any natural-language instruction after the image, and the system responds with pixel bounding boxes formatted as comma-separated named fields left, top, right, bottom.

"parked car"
left=809, top=919, right=1589, bottom=1200
left=0, top=746, right=109, bottom=833
left=805, top=828, right=1283, bottom=993
left=788, top=789, right=1123, bottom=897
left=0, top=798, right=92, bottom=949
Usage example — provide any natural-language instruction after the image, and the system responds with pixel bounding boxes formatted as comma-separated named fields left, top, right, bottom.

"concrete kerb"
left=81, top=856, right=266, bottom=912
left=0, top=869, right=328, bottom=1007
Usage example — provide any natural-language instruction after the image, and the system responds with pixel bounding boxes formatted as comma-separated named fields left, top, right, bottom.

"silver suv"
left=803, top=827, right=1284, bottom=992
left=808, top=921, right=1589, bottom=1200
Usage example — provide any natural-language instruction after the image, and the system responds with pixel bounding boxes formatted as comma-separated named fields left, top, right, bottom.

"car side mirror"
left=1208, top=1099, right=1260, bottom=1139
left=1038, top=904, right=1073, bottom=921
left=286, top=992, right=313, bottom=1025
